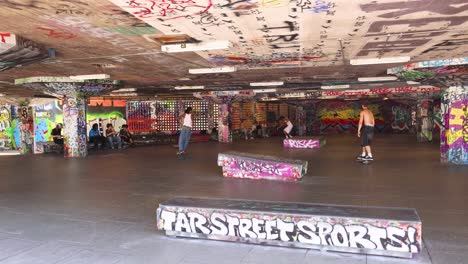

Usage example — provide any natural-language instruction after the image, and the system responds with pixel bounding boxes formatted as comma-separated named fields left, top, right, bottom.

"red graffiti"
left=0, top=33, right=11, bottom=43
left=36, top=27, right=77, bottom=39
left=127, top=0, right=212, bottom=21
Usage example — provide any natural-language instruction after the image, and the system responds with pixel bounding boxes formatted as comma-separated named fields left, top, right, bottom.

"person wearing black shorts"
left=357, top=104, right=375, bottom=161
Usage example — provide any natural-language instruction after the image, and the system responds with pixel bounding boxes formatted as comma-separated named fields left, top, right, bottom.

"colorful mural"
left=416, top=99, right=434, bottom=142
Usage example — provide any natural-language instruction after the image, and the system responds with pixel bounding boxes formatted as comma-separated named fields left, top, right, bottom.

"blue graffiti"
left=35, top=119, right=48, bottom=142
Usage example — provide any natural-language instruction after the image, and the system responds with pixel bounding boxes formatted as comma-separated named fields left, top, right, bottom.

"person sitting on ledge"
left=105, top=123, right=122, bottom=149
left=119, top=124, right=134, bottom=147
left=51, top=123, right=64, bottom=145
left=89, top=124, right=106, bottom=150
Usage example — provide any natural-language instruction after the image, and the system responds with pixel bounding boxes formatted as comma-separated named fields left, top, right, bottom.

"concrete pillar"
left=440, top=86, right=467, bottom=164
left=17, top=105, right=34, bottom=154
left=218, top=103, right=231, bottom=143
left=416, top=99, right=434, bottom=142
left=63, top=96, right=88, bottom=157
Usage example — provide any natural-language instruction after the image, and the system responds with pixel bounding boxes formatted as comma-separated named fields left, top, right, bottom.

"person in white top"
left=279, top=116, right=293, bottom=139
left=177, top=107, right=194, bottom=155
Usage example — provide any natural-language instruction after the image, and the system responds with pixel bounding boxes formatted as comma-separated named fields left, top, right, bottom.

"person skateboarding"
left=357, top=104, right=375, bottom=161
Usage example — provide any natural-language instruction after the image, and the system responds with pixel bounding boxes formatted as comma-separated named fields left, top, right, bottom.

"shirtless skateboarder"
left=357, top=104, right=375, bottom=161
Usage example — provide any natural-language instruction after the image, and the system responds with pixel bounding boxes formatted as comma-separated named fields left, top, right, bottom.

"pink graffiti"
left=283, top=139, right=320, bottom=149
left=0, top=32, right=11, bottom=43
left=127, top=0, right=212, bottom=20
left=322, top=86, right=441, bottom=97
left=36, top=27, right=77, bottom=39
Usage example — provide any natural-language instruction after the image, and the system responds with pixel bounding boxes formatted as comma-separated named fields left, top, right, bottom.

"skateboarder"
left=177, top=107, right=194, bottom=155
left=357, top=104, right=374, bottom=161
left=279, top=116, right=293, bottom=139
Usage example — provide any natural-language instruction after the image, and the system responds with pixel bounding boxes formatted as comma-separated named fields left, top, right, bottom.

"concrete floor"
left=0, top=134, right=467, bottom=264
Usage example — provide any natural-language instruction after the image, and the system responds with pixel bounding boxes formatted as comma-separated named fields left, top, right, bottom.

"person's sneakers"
left=176, top=150, right=184, bottom=155
left=363, top=155, right=374, bottom=161
left=357, top=154, right=366, bottom=160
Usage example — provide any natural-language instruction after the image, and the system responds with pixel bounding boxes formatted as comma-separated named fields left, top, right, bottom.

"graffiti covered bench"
left=217, top=151, right=307, bottom=181
left=283, top=137, right=326, bottom=149
left=157, top=197, right=422, bottom=258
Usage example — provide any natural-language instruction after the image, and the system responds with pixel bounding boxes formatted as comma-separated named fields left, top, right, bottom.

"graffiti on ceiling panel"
left=107, top=0, right=468, bottom=69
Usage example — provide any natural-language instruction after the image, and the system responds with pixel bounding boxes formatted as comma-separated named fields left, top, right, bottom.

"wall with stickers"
left=126, top=100, right=214, bottom=134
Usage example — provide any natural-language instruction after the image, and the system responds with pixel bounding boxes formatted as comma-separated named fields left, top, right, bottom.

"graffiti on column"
left=416, top=100, right=434, bottom=142
left=218, top=104, right=231, bottom=142
left=158, top=208, right=421, bottom=254
left=440, top=86, right=468, bottom=164
left=0, top=105, right=16, bottom=150
left=17, top=106, right=34, bottom=154
left=63, top=97, right=87, bottom=157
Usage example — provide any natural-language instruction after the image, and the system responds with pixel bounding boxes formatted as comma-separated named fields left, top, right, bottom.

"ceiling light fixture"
left=321, top=84, right=350, bottom=89
left=69, top=74, right=110, bottom=80
left=252, top=89, right=277, bottom=93
left=350, top=56, right=411, bottom=65
left=407, top=81, right=421, bottom=85
left=111, top=88, right=136, bottom=93
left=250, top=81, right=284, bottom=87
left=358, top=76, right=398, bottom=82
left=109, top=92, right=138, bottom=97
left=189, top=66, right=236, bottom=74
left=174, top=85, right=205, bottom=90
left=0, top=93, right=4, bottom=97
left=383, top=97, right=389, bottom=100
left=162, top=40, right=232, bottom=53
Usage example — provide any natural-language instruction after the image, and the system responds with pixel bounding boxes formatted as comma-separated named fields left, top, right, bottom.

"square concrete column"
left=63, top=96, right=87, bottom=157
left=17, top=105, right=34, bottom=154
left=440, top=86, right=467, bottom=164
left=218, top=104, right=231, bottom=143
left=416, top=99, right=434, bottom=142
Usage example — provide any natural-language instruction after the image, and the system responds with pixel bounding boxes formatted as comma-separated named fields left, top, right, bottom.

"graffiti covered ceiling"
left=0, top=0, right=467, bottom=98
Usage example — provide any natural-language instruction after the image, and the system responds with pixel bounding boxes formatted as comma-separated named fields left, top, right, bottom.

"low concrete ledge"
left=157, top=197, right=422, bottom=258
left=217, top=151, right=308, bottom=181
left=283, top=137, right=326, bottom=149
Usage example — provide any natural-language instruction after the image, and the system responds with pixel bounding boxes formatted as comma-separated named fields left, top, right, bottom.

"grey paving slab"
left=241, top=246, right=308, bottom=264
left=0, top=241, right=84, bottom=264
left=58, top=249, right=124, bottom=264
left=303, top=250, right=366, bottom=264
left=0, top=238, right=42, bottom=261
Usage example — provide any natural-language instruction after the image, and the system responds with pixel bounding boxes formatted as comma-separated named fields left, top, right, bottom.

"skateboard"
left=356, top=158, right=373, bottom=164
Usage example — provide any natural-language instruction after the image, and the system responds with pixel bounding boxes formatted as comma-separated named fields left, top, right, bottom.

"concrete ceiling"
left=0, top=0, right=467, bottom=98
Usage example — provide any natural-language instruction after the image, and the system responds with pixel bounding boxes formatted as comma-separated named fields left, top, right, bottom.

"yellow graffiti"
left=449, top=108, right=464, bottom=126
left=261, top=0, right=289, bottom=8
left=446, top=130, right=464, bottom=146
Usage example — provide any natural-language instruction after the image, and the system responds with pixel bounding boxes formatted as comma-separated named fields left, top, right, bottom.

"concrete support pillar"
left=440, top=86, right=467, bottom=164
left=416, top=99, right=434, bottom=142
left=17, top=105, right=34, bottom=154
left=218, top=103, right=231, bottom=143
left=63, top=96, right=87, bottom=157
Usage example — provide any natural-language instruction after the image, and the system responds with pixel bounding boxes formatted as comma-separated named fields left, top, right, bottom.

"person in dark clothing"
left=119, top=124, right=134, bottom=146
left=51, top=123, right=64, bottom=145
left=89, top=123, right=106, bottom=150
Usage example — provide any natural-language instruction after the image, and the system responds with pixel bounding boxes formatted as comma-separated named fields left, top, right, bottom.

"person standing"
left=357, top=104, right=375, bottom=161
left=177, top=107, right=194, bottom=155
left=51, top=123, right=64, bottom=145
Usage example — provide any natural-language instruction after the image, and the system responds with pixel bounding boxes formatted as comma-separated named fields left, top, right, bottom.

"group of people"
left=50, top=123, right=134, bottom=150
left=50, top=105, right=375, bottom=160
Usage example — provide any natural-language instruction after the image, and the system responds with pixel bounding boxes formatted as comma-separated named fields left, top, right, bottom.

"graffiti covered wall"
left=441, top=86, right=468, bottom=164
left=88, top=98, right=126, bottom=135
left=302, top=100, right=413, bottom=134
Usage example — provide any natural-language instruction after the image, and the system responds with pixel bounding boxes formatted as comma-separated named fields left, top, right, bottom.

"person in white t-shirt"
left=177, top=107, right=194, bottom=155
